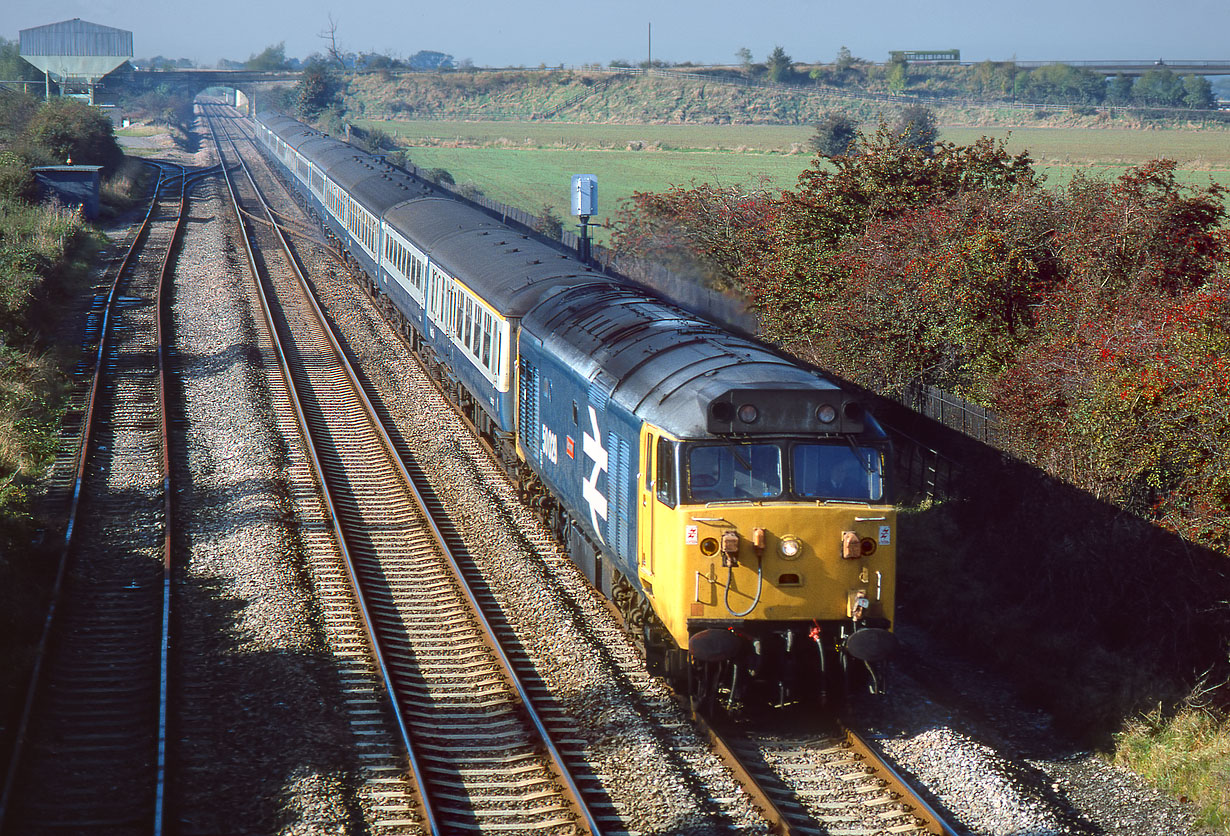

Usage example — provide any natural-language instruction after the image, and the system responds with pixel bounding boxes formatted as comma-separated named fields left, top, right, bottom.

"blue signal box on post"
left=571, top=175, right=597, bottom=216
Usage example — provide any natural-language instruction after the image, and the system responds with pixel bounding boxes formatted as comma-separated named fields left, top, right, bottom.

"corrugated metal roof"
left=19, top=18, right=133, bottom=58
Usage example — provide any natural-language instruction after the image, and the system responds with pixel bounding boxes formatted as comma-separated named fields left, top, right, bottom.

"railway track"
left=206, top=104, right=607, bottom=835
left=695, top=715, right=960, bottom=836
left=0, top=162, right=186, bottom=836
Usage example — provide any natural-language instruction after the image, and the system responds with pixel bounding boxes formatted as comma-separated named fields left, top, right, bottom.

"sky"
left=7, top=0, right=1229, bottom=69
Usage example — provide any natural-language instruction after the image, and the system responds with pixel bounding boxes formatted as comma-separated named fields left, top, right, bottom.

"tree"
left=533, top=204, right=563, bottom=241
left=245, top=42, right=288, bottom=72
left=834, top=46, right=856, bottom=72
left=735, top=47, right=753, bottom=70
left=895, top=105, right=938, bottom=152
left=1107, top=74, right=1134, bottom=106
left=765, top=46, right=794, bottom=83
left=357, top=52, right=402, bottom=72
left=614, top=128, right=1230, bottom=549
left=886, top=59, right=908, bottom=93
left=0, top=150, right=38, bottom=203
left=407, top=51, right=455, bottom=71
left=0, top=37, right=40, bottom=83
left=1133, top=69, right=1183, bottom=106
left=0, top=89, right=39, bottom=145
left=1019, top=63, right=1105, bottom=105
left=296, top=60, right=336, bottom=119
left=809, top=111, right=859, bottom=157
left=424, top=168, right=454, bottom=185
left=318, top=14, right=347, bottom=72
left=1182, top=74, right=1214, bottom=109
left=612, top=181, right=774, bottom=291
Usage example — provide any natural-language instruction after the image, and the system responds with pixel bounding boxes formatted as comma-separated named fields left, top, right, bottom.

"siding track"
left=1, top=162, right=186, bottom=836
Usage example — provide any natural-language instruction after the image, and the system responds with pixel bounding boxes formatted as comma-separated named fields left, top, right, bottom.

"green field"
left=395, top=146, right=811, bottom=244
left=943, top=127, right=1230, bottom=167
left=944, top=127, right=1230, bottom=191
left=366, top=120, right=1230, bottom=242
left=361, top=118, right=813, bottom=152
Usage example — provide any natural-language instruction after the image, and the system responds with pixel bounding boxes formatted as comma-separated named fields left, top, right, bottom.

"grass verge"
left=0, top=189, right=112, bottom=769
left=1116, top=701, right=1230, bottom=831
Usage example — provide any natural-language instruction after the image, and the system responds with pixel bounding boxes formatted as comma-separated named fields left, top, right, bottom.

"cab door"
left=638, top=426, right=655, bottom=578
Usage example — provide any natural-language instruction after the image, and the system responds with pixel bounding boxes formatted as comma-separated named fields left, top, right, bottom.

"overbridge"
left=128, top=68, right=301, bottom=112
left=130, top=68, right=301, bottom=85
left=1009, top=60, right=1230, bottom=76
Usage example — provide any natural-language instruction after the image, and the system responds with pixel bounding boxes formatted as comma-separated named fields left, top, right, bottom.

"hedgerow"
left=613, top=128, right=1230, bottom=553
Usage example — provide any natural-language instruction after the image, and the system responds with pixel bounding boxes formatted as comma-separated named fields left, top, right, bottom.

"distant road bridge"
left=130, top=68, right=301, bottom=85
left=1007, top=60, right=1230, bottom=76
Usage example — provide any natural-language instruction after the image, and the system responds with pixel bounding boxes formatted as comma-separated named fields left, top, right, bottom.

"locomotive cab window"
left=687, top=443, right=783, bottom=502
left=655, top=438, right=676, bottom=508
left=793, top=444, right=883, bottom=502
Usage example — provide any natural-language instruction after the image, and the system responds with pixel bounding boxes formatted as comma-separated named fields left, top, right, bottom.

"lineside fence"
left=901, top=383, right=1005, bottom=448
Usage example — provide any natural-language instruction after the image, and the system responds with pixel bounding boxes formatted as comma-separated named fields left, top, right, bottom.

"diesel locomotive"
left=251, top=109, right=898, bottom=706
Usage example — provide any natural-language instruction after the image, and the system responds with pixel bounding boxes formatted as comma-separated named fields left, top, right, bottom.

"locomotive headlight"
left=778, top=536, right=802, bottom=559
left=737, top=403, right=759, bottom=424
left=816, top=403, right=837, bottom=424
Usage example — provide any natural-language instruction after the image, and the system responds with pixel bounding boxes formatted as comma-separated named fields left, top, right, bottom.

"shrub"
left=22, top=98, right=123, bottom=173
left=809, top=111, right=859, bottom=157
left=532, top=203, right=563, bottom=241
left=425, top=167, right=454, bottom=185
left=0, top=152, right=37, bottom=203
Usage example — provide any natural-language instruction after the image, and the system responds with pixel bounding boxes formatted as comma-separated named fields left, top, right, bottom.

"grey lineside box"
left=572, top=175, right=597, bottom=216
left=32, top=166, right=102, bottom=219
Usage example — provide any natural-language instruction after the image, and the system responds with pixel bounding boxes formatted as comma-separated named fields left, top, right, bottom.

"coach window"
left=655, top=438, right=676, bottom=508
left=481, top=313, right=492, bottom=367
left=644, top=433, right=654, bottom=490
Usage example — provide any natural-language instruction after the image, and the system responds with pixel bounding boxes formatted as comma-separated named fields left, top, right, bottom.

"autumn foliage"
left=613, top=131, right=1230, bottom=551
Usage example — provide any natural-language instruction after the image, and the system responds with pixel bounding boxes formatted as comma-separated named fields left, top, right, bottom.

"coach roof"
left=384, top=197, right=596, bottom=316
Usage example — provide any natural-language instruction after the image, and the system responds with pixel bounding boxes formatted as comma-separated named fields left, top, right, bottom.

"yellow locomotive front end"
left=636, top=390, right=897, bottom=706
